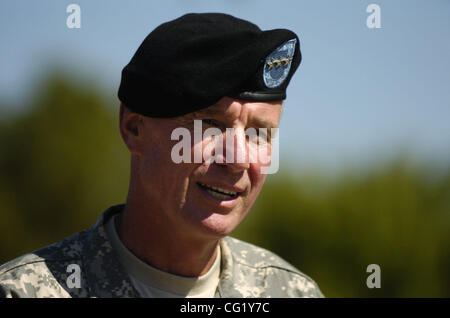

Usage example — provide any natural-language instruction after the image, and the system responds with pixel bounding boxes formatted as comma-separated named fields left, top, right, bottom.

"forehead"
left=190, top=97, right=283, bottom=127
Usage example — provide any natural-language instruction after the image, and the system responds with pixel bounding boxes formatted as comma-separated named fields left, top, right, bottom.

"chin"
left=196, top=213, right=241, bottom=238
left=180, top=202, right=247, bottom=239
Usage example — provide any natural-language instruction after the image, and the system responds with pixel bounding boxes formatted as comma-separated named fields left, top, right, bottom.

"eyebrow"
left=193, top=108, right=277, bottom=130
left=252, top=118, right=276, bottom=130
left=192, top=108, right=221, bottom=117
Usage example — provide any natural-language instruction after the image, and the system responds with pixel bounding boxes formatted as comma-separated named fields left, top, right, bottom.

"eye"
left=245, top=128, right=270, bottom=146
left=249, top=128, right=269, bottom=140
left=256, top=128, right=269, bottom=140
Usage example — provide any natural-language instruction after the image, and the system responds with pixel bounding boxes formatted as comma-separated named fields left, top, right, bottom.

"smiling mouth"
left=197, top=182, right=240, bottom=200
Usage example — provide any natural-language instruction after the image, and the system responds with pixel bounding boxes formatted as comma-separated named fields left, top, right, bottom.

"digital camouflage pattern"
left=0, top=205, right=323, bottom=298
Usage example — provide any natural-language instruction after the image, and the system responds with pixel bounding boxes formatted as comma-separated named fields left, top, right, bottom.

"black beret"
left=118, top=13, right=301, bottom=118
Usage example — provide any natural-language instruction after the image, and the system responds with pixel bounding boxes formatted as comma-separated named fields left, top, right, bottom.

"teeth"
left=206, top=189, right=234, bottom=200
left=199, top=183, right=237, bottom=196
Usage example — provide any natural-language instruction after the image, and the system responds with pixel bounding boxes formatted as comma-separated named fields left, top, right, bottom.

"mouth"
left=197, top=182, right=242, bottom=201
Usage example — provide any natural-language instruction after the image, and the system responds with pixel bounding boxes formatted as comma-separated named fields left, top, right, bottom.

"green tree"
left=234, top=164, right=450, bottom=297
left=0, top=74, right=129, bottom=261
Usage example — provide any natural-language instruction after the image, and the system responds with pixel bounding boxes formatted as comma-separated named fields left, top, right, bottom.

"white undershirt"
left=105, top=214, right=221, bottom=298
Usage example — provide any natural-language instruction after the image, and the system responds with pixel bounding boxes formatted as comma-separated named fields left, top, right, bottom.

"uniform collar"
left=84, top=204, right=249, bottom=298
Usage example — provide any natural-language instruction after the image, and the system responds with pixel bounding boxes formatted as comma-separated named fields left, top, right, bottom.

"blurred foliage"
left=234, top=166, right=450, bottom=297
left=0, top=73, right=129, bottom=261
left=0, top=73, right=449, bottom=297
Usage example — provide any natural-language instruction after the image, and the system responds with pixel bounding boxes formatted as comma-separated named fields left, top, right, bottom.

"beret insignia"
left=263, top=38, right=297, bottom=88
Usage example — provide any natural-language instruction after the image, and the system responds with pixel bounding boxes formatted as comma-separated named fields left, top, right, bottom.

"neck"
left=116, top=199, right=220, bottom=277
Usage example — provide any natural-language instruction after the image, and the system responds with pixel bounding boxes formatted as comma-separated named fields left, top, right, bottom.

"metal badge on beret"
left=263, top=38, right=297, bottom=88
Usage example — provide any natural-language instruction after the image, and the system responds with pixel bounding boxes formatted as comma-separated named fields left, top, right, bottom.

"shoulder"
left=223, top=236, right=301, bottom=271
left=0, top=231, right=89, bottom=298
left=221, top=236, right=324, bottom=298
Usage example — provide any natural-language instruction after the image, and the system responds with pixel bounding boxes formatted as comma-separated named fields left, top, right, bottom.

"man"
left=0, top=13, right=323, bottom=298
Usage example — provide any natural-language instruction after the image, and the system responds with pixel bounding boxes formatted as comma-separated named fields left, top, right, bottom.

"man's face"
left=126, top=96, right=282, bottom=240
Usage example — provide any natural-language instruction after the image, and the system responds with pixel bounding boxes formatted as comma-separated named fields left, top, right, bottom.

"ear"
left=119, top=103, right=144, bottom=155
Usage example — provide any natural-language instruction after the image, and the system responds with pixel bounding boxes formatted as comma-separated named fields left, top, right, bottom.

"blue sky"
left=1, top=0, right=449, bottom=172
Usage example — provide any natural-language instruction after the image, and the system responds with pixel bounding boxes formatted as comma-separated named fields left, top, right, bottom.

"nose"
left=217, top=126, right=250, bottom=172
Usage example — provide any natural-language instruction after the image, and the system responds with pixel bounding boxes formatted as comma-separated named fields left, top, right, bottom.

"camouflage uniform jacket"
left=0, top=205, right=323, bottom=298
